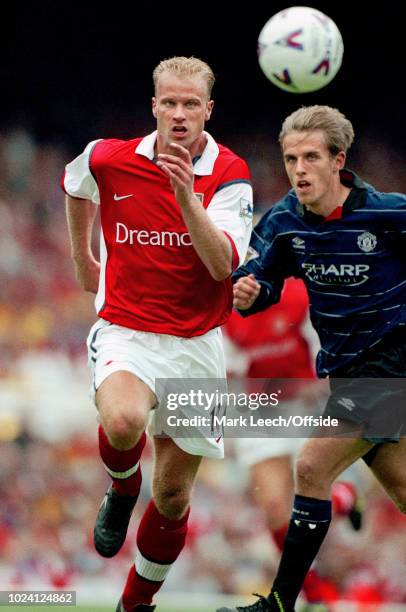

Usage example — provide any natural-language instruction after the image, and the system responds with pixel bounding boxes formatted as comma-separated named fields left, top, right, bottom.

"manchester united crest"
left=357, top=231, right=377, bottom=253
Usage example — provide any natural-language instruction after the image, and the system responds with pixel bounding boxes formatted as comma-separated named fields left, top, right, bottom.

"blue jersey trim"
left=215, top=179, right=252, bottom=193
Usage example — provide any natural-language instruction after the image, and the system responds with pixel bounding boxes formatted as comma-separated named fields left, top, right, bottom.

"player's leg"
left=235, top=437, right=297, bottom=550
left=119, top=437, right=202, bottom=611
left=250, top=445, right=361, bottom=605
left=250, top=454, right=294, bottom=549
left=217, top=435, right=372, bottom=612
left=366, top=438, right=406, bottom=514
left=97, top=371, right=155, bottom=450
left=94, top=371, right=156, bottom=557
left=266, top=435, right=372, bottom=611
left=87, top=321, right=158, bottom=557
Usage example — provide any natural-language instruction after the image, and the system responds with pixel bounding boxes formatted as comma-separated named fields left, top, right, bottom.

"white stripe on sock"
left=135, top=550, right=173, bottom=582
left=104, top=460, right=140, bottom=479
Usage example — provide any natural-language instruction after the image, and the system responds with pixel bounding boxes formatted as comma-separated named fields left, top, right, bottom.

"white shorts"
left=234, top=436, right=306, bottom=467
left=87, top=319, right=226, bottom=459
left=233, top=401, right=306, bottom=466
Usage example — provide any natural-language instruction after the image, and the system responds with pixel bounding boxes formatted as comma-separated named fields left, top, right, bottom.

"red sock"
left=98, top=424, right=146, bottom=496
left=122, top=500, right=189, bottom=609
left=271, top=524, right=288, bottom=552
left=332, top=481, right=356, bottom=516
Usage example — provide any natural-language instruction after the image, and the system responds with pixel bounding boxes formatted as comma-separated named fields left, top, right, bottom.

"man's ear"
left=205, top=100, right=214, bottom=121
left=335, top=150, right=346, bottom=171
left=152, top=97, right=157, bottom=118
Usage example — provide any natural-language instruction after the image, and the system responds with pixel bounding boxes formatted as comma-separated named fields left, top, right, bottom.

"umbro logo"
left=292, top=236, right=305, bottom=249
left=114, top=193, right=134, bottom=201
left=337, top=397, right=355, bottom=411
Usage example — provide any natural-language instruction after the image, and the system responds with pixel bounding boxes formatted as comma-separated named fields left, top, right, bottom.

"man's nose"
left=173, top=104, right=186, bottom=120
left=296, top=157, right=306, bottom=174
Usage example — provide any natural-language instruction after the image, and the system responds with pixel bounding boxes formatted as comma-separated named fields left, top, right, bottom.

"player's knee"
left=295, top=456, right=320, bottom=491
left=154, top=486, right=190, bottom=520
left=103, top=412, right=147, bottom=449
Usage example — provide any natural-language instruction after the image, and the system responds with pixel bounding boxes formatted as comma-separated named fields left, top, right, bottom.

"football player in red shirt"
left=63, top=56, right=253, bottom=612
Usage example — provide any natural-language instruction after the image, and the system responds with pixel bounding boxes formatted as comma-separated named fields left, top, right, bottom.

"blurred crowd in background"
left=1, top=127, right=406, bottom=607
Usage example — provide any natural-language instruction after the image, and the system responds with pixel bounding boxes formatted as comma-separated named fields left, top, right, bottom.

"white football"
left=258, top=6, right=344, bottom=93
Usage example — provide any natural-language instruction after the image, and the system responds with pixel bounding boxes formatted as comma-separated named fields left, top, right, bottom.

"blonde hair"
left=153, top=56, right=215, bottom=98
left=279, top=105, right=355, bottom=155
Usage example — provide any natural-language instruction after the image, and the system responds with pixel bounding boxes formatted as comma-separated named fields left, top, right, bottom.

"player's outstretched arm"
left=65, top=195, right=100, bottom=293
left=233, top=274, right=261, bottom=310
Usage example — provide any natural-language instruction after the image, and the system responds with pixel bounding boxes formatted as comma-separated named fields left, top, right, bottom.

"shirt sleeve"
left=62, top=139, right=102, bottom=204
left=231, top=210, right=287, bottom=317
left=206, top=181, right=253, bottom=267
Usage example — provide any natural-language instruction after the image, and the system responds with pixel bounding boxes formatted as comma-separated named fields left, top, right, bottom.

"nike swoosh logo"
left=114, top=193, right=134, bottom=201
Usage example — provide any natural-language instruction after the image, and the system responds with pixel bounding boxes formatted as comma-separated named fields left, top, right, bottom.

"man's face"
left=282, top=130, right=345, bottom=214
left=152, top=71, right=213, bottom=154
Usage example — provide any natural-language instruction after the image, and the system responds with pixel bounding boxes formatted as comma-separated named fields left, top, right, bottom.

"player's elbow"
left=212, top=271, right=231, bottom=282
left=205, top=241, right=234, bottom=280
left=210, top=262, right=232, bottom=282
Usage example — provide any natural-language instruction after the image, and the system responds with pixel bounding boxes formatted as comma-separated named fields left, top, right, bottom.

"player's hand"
left=157, top=143, right=195, bottom=207
left=73, top=256, right=100, bottom=293
left=233, top=274, right=261, bottom=310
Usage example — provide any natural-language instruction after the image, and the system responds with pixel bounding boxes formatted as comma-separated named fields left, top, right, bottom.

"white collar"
left=135, top=130, right=219, bottom=176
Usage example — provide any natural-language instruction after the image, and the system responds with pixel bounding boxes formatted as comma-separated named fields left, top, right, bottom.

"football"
left=257, top=6, right=343, bottom=93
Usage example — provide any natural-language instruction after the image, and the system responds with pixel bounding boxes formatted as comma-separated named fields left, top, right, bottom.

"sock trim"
left=292, top=494, right=332, bottom=523
left=135, top=551, right=173, bottom=582
left=104, top=460, right=140, bottom=479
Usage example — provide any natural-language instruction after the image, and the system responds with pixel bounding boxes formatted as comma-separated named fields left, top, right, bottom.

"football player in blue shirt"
left=217, top=105, right=406, bottom=612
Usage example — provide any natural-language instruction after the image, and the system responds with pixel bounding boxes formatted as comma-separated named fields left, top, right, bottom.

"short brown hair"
left=153, top=56, right=215, bottom=98
left=279, top=105, right=355, bottom=155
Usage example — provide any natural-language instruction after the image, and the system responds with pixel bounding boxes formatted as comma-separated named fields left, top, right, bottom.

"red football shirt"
left=224, top=278, right=318, bottom=396
left=62, top=131, right=253, bottom=337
